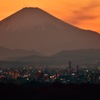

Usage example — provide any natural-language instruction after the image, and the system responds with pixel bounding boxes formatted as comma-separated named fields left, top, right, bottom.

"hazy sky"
left=0, top=0, right=100, bottom=33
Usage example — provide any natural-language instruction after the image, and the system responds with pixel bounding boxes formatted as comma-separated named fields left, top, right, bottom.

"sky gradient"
left=0, top=0, right=100, bottom=33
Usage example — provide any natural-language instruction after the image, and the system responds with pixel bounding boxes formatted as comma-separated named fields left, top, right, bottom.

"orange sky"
left=0, top=0, right=100, bottom=33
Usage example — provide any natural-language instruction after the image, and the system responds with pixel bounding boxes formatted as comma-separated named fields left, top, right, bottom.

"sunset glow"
left=0, top=0, right=100, bottom=33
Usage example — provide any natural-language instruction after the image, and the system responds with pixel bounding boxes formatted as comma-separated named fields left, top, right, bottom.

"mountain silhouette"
left=9, top=49, right=100, bottom=66
left=0, top=46, right=41, bottom=60
left=0, top=7, right=100, bottom=55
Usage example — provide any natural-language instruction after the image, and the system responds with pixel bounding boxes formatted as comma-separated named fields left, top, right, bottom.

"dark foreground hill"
left=0, top=82, right=100, bottom=100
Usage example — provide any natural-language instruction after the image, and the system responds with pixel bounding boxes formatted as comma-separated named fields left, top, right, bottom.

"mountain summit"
left=0, top=7, right=100, bottom=55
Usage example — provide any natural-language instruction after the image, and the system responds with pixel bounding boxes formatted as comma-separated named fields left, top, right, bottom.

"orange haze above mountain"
left=0, top=0, right=100, bottom=33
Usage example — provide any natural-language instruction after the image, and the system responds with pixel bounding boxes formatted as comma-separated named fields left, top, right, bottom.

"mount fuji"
left=0, top=7, right=100, bottom=56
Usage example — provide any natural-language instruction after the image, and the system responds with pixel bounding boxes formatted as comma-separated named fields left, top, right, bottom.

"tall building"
left=68, top=61, right=72, bottom=75
left=69, top=61, right=72, bottom=69
left=76, top=65, right=79, bottom=76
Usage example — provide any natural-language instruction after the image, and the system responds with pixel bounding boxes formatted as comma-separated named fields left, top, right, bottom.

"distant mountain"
left=52, top=49, right=100, bottom=65
left=9, top=49, right=100, bottom=66
left=0, top=47, right=41, bottom=60
left=0, top=7, right=100, bottom=55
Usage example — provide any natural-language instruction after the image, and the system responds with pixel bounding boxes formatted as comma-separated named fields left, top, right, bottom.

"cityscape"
left=0, top=61, right=100, bottom=84
left=0, top=1, right=100, bottom=99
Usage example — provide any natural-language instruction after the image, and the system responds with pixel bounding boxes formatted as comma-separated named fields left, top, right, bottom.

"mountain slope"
left=0, top=7, right=100, bottom=55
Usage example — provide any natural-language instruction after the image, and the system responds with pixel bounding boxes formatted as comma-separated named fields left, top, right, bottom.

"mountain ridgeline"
left=12, top=49, right=100, bottom=65
left=1, top=47, right=100, bottom=66
left=0, top=47, right=41, bottom=60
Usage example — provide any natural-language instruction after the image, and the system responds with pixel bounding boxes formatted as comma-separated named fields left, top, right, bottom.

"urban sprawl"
left=0, top=61, right=100, bottom=84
